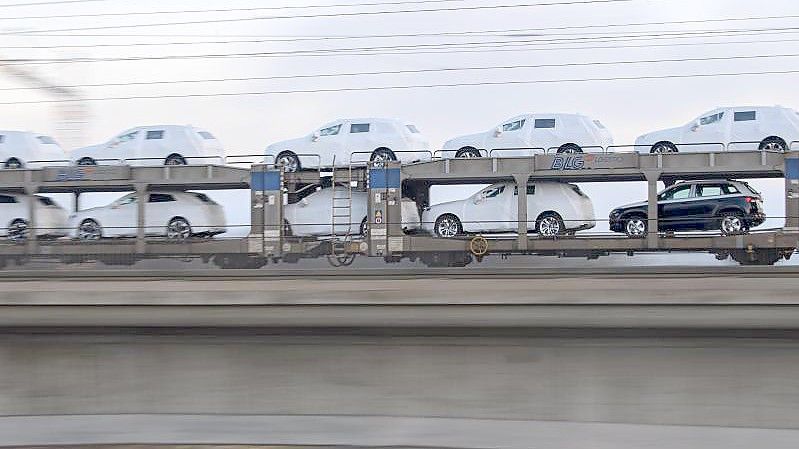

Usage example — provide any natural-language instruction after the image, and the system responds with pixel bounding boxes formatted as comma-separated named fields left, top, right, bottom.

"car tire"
left=719, top=211, right=747, bottom=236
left=557, top=143, right=583, bottom=154
left=624, top=214, right=648, bottom=238
left=77, top=157, right=97, bottom=166
left=164, top=154, right=187, bottom=165
left=651, top=141, right=678, bottom=153
left=276, top=151, right=301, bottom=173
left=370, top=147, right=396, bottom=168
left=758, top=136, right=787, bottom=152
left=166, top=217, right=192, bottom=240
left=7, top=219, right=28, bottom=242
left=77, top=219, right=102, bottom=241
left=536, top=212, right=565, bottom=237
left=4, top=158, right=23, bottom=169
left=455, top=147, right=482, bottom=158
left=434, top=214, right=462, bottom=238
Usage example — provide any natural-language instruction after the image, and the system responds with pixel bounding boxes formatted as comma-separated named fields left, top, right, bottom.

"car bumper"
left=747, top=213, right=766, bottom=227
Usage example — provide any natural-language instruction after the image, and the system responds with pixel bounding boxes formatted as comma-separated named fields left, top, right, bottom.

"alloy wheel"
left=167, top=218, right=192, bottom=240
left=538, top=216, right=562, bottom=237
left=625, top=218, right=647, bottom=238
left=721, top=214, right=744, bottom=235
left=78, top=220, right=102, bottom=240
left=435, top=216, right=461, bottom=238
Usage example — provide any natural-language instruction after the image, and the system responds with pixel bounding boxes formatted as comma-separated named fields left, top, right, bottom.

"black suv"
left=609, top=180, right=765, bottom=237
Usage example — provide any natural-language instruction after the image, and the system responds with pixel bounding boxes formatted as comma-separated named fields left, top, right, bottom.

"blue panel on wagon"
left=370, top=168, right=401, bottom=189
left=251, top=171, right=281, bottom=191
left=787, top=158, right=799, bottom=180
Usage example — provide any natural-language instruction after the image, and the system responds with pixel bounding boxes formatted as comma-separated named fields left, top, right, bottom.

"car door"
left=146, top=193, right=178, bottom=235
left=462, top=184, right=512, bottom=232
left=729, top=109, right=760, bottom=150
left=141, top=129, right=167, bottom=163
left=694, top=183, right=727, bottom=229
left=683, top=109, right=729, bottom=151
left=489, top=117, right=530, bottom=153
left=346, top=121, right=373, bottom=162
left=311, top=122, right=346, bottom=166
left=106, top=194, right=138, bottom=237
left=106, top=130, right=142, bottom=163
left=658, top=184, right=696, bottom=230
left=529, top=117, right=559, bottom=152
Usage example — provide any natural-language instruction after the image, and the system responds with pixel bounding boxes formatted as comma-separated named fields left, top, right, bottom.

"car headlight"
left=610, top=210, right=621, bottom=218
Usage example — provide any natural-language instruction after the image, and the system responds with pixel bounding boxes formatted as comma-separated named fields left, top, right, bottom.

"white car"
left=635, top=106, right=799, bottom=153
left=265, top=118, right=430, bottom=172
left=0, top=193, right=68, bottom=240
left=67, top=191, right=226, bottom=240
left=0, top=131, right=68, bottom=169
left=284, top=186, right=421, bottom=237
left=442, top=113, right=613, bottom=157
left=71, top=125, right=225, bottom=166
left=422, top=181, right=595, bottom=238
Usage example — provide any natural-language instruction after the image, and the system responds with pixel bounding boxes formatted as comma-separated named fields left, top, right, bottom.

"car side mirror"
left=473, top=196, right=484, bottom=205
left=311, top=132, right=320, bottom=142
left=494, top=127, right=503, bottom=137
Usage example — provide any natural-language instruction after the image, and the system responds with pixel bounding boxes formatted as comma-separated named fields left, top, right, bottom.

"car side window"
left=513, top=185, right=536, bottom=195
left=724, top=184, right=740, bottom=194
left=0, top=135, right=4, bottom=144
left=660, top=185, right=692, bottom=201
left=0, top=195, right=16, bottom=204
left=148, top=193, right=176, bottom=203
left=697, top=185, right=724, bottom=197
left=319, top=124, right=342, bottom=136
left=110, top=131, right=139, bottom=147
left=699, top=112, right=724, bottom=125
left=482, top=185, right=506, bottom=199
left=350, top=123, right=370, bottom=134
left=146, top=130, right=165, bottom=140
left=534, top=119, right=556, bottom=129
left=502, top=119, right=525, bottom=132
left=117, top=196, right=137, bottom=206
left=734, top=111, right=757, bottom=122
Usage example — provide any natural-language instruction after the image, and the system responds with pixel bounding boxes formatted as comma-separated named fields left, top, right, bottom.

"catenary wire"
left=2, top=52, right=797, bottom=92
left=3, top=69, right=798, bottom=104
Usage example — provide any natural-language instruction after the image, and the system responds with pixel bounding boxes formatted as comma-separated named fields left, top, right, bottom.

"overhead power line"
left=4, top=27, right=798, bottom=65
left=2, top=68, right=798, bottom=104
left=5, top=21, right=799, bottom=49
left=2, top=52, right=798, bottom=92
left=14, top=13, right=799, bottom=41
left=0, top=0, right=104, bottom=7
left=0, top=0, right=467, bottom=20
left=7, top=0, right=641, bottom=34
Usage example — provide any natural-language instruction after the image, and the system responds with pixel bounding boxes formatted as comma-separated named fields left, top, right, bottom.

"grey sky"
left=1, top=0, right=796, bottom=232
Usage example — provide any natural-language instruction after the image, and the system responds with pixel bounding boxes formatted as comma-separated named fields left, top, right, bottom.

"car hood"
left=425, top=199, right=467, bottom=215
left=635, top=126, right=682, bottom=145
left=443, top=132, right=486, bottom=150
left=68, top=206, right=108, bottom=217
left=265, top=137, right=307, bottom=154
left=614, top=200, right=648, bottom=210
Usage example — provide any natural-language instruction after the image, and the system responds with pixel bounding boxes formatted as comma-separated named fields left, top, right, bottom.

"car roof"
left=327, top=118, right=409, bottom=124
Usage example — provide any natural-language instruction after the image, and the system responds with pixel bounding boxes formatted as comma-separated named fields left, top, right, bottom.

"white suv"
left=71, top=125, right=225, bottom=166
left=0, top=131, right=68, bottom=169
left=635, top=106, right=799, bottom=153
left=442, top=113, right=613, bottom=157
left=422, top=181, right=595, bottom=238
left=265, top=118, right=430, bottom=172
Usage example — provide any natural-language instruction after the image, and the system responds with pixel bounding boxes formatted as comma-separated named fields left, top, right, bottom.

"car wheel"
left=434, top=214, right=462, bottom=238
left=276, top=151, right=301, bottom=173
left=77, top=157, right=97, bottom=166
left=455, top=147, right=482, bottom=158
left=7, top=219, right=28, bottom=242
left=164, top=154, right=187, bottom=165
left=167, top=217, right=192, bottom=240
left=360, top=217, right=368, bottom=236
left=719, top=211, right=747, bottom=236
left=624, top=215, right=648, bottom=238
left=77, top=219, right=102, bottom=240
left=758, top=136, right=787, bottom=152
left=536, top=212, right=565, bottom=237
left=4, top=158, right=23, bottom=169
left=557, top=143, right=583, bottom=154
left=370, top=147, right=396, bottom=168
left=651, top=141, right=678, bottom=153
